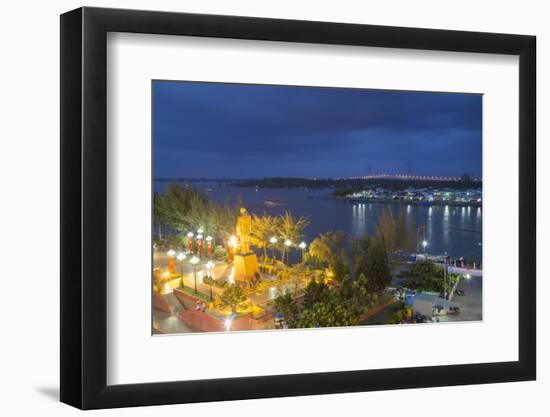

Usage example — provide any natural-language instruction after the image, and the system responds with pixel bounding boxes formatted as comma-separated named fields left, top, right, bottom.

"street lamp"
left=224, top=317, right=233, bottom=331
left=190, top=256, right=199, bottom=293
left=465, top=273, right=471, bottom=280
left=161, top=270, right=171, bottom=294
left=299, top=241, right=307, bottom=263
left=176, top=252, right=186, bottom=288
left=269, top=236, right=278, bottom=260
left=284, top=239, right=292, bottom=264
left=422, top=240, right=428, bottom=255
left=228, top=235, right=238, bottom=262
left=167, top=249, right=176, bottom=273
left=205, top=260, right=215, bottom=300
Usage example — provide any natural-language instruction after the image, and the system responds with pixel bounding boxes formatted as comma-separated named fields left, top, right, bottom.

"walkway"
left=153, top=293, right=193, bottom=334
left=439, top=275, right=482, bottom=322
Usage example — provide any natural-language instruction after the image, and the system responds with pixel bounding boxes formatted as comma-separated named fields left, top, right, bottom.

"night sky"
left=153, top=81, right=482, bottom=179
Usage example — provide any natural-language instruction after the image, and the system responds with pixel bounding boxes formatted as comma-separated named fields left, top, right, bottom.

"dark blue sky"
left=153, top=81, right=482, bottom=179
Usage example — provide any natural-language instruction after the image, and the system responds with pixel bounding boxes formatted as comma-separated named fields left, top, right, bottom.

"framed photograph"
left=60, top=7, right=536, bottom=410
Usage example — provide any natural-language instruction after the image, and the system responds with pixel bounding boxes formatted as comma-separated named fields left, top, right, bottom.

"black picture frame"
left=60, top=6, right=536, bottom=410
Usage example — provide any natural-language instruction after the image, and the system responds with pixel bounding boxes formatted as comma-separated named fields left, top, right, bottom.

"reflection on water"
left=155, top=181, right=482, bottom=262
left=352, top=203, right=367, bottom=236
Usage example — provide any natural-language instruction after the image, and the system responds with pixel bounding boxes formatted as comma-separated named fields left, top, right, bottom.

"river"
left=154, top=181, right=482, bottom=263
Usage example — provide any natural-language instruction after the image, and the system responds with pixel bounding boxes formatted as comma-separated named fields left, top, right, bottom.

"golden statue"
left=236, top=207, right=252, bottom=254
left=233, top=207, right=259, bottom=281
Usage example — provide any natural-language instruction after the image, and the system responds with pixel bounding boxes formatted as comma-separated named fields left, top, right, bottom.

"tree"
left=340, top=273, right=377, bottom=315
left=351, top=231, right=371, bottom=278
left=389, top=301, right=409, bottom=324
left=365, top=237, right=391, bottom=292
left=250, top=214, right=280, bottom=260
left=308, top=231, right=345, bottom=269
left=154, top=183, right=238, bottom=243
left=153, top=192, right=164, bottom=240
left=274, top=291, right=297, bottom=326
left=331, top=260, right=350, bottom=283
left=376, top=207, right=415, bottom=271
left=295, top=291, right=355, bottom=328
left=277, top=211, right=310, bottom=263
left=154, top=183, right=209, bottom=231
left=302, top=279, right=332, bottom=310
left=395, top=209, right=416, bottom=253
left=219, top=284, right=247, bottom=314
left=398, top=260, right=448, bottom=293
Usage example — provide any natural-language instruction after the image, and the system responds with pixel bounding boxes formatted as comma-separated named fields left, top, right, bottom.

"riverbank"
left=330, top=196, right=482, bottom=208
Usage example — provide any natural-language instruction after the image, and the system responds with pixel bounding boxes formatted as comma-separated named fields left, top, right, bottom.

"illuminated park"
left=151, top=80, right=483, bottom=334
left=152, top=182, right=482, bottom=334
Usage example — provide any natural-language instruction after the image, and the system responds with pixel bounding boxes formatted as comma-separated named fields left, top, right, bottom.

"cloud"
left=153, top=81, right=482, bottom=178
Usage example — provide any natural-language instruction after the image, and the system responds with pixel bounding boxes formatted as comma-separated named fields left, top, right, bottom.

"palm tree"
left=308, top=230, right=345, bottom=268
left=277, top=211, right=310, bottom=264
left=251, top=214, right=279, bottom=260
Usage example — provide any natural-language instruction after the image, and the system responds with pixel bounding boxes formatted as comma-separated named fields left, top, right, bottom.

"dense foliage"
left=154, top=183, right=238, bottom=242
left=340, top=273, right=378, bottom=315
left=273, top=291, right=298, bottom=326
left=219, top=284, right=247, bottom=313
left=398, top=260, right=445, bottom=292
left=365, top=237, right=392, bottom=292
left=375, top=208, right=416, bottom=270
left=295, top=282, right=355, bottom=328
left=308, top=231, right=345, bottom=269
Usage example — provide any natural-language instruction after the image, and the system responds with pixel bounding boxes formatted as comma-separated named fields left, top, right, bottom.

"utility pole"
left=443, top=258, right=448, bottom=300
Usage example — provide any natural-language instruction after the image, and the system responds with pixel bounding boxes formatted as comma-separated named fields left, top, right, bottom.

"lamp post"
left=205, top=260, right=214, bottom=300
left=190, top=256, right=199, bottom=294
left=422, top=240, right=428, bottom=256
left=167, top=249, right=176, bottom=273
left=299, top=241, right=307, bottom=263
left=206, top=236, right=213, bottom=257
left=224, top=316, right=233, bottom=332
left=176, top=252, right=186, bottom=288
left=161, top=270, right=171, bottom=294
left=284, top=239, right=292, bottom=264
left=269, top=236, right=277, bottom=260
left=443, top=256, right=447, bottom=300
left=228, top=235, right=237, bottom=262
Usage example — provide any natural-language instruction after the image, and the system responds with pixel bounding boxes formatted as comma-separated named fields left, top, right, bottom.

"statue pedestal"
left=234, top=252, right=259, bottom=282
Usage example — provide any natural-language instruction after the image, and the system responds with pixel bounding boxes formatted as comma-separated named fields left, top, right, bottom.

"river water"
left=154, top=181, right=482, bottom=263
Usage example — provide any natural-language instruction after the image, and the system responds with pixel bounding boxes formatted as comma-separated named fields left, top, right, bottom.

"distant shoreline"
left=154, top=176, right=482, bottom=191
left=329, top=196, right=482, bottom=208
